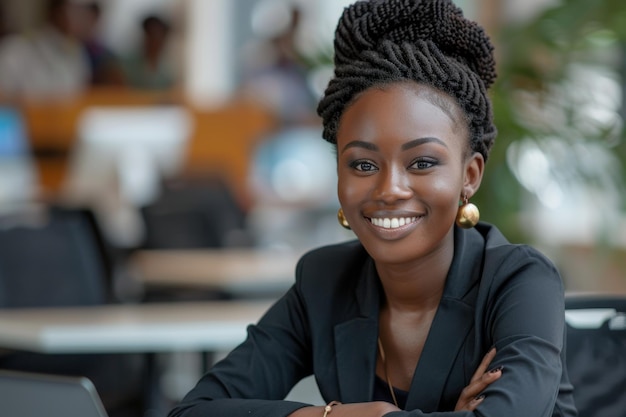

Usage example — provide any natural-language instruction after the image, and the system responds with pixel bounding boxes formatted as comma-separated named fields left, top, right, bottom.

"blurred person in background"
left=74, top=1, right=125, bottom=87
left=0, top=0, right=89, bottom=101
left=0, top=5, right=11, bottom=39
left=121, top=13, right=177, bottom=91
left=238, top=5, right=318, bottom=127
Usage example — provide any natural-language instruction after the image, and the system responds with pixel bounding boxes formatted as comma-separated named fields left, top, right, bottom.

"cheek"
left=337, top=171, right=360, bottom=208
left=429, top=175, right=460, bottom=195
left=420, top=172, right=463, bottom=208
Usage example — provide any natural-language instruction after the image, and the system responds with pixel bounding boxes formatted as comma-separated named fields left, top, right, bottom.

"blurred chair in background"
left=0, top=206, right=111, bottom=306
left=140, top=175, right=251, bottom=250
left=137, top=175, right=253, bottom=303
left=0, top=205, right=145, bottom=417
left=564, top=293, right=626, bottom=417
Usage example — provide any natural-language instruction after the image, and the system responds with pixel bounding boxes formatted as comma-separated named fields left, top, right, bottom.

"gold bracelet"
left=323, top=401, right=341, bottom=417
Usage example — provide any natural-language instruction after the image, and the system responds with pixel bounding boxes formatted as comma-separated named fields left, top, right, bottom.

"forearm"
left=169, top=398, right=310, bottom=417
left=289, top=402, right=400, bottom=417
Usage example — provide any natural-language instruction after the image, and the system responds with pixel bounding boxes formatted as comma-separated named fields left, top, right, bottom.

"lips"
left=368, top=216, right=420, bottom=229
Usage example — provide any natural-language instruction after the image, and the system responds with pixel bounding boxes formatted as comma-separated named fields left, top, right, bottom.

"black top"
left=373, top=375, right=409, bottom=410
left=169, top=223, right=577, bottom=417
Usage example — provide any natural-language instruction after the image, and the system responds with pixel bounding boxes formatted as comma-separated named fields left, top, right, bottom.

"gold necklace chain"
left=377, top=337, right=399, bottom=408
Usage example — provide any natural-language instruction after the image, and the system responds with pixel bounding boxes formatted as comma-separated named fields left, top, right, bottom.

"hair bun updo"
left=318, top=0, right=498, bottom=161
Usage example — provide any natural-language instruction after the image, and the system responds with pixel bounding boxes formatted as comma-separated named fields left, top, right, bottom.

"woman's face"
left=336, top=82, right=483, bottom=266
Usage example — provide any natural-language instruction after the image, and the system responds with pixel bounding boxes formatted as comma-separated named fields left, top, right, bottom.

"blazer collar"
left=406, top=227, right=486, bottom=411
left=334, top=227, right=486, bottom=408
left=335, top=256, right=380, bottom=403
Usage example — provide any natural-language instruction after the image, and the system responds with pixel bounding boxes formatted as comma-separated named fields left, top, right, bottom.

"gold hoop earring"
left=337, top=208, right=351, bottom=230
left=456, top=194, right=479, bottom=229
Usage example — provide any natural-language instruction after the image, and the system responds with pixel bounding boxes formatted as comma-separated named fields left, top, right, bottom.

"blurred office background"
left=0, top=0, right=625, bottom=415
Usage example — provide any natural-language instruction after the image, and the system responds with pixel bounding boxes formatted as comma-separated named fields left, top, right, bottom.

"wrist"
left=323, top=401, right=341, bottom=417
left=288, top=405, right=334, bottom=417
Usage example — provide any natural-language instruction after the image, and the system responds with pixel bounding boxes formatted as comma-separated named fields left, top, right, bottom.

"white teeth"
left=370, top=217, right=418, bottom=229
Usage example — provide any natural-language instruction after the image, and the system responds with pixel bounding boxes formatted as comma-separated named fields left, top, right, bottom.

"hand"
left=454, top=347, right=502, bottom=411
left=289, top=401, right=400, bottom=417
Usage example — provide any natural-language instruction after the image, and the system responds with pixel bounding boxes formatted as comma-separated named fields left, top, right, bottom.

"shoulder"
left=476, top=223, right=558, bottom=273
left=296, top=239, right=368, bottom=277
left=294, top=240, right=370, bottom=292
left=473, top=223, right=562, bottom=293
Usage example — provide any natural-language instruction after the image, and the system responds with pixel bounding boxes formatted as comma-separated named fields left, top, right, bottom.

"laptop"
left=0, top=370, right=108, bottom=417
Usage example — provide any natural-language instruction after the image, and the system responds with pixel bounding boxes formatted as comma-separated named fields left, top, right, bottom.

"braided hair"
left=317, top=0, right=497, bottom=161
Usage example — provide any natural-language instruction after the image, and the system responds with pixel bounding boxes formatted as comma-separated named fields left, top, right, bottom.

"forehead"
left=337, top=82, right=466, bottom=148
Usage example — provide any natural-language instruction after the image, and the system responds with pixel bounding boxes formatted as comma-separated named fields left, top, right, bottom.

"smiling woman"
left=168, top=1, right=577, bottom=417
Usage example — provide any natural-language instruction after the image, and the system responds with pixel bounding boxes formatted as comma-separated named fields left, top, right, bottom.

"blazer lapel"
left=404, top=296, right=475, bottom=411
left=405, top=227, right=485, bottom=411
left=334, top=317, right=378, bottom=402
left=334, top=257, right=381, bottom=403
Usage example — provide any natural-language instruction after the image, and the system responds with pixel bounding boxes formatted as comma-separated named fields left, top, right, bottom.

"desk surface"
left=130, top=248, right=302, bottom=293
left=0, top=301, right=273, bottom=354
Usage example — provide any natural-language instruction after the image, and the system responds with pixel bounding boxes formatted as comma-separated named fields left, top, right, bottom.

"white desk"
left=0, top=300, right=273, bottom=354
left=130, top=248, right=302, bottom=294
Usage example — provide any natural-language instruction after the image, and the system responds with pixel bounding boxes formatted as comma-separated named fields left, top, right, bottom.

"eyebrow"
left=401, top=137, right=447, bottom=151
left=341, top=140, right=378, bottom=154
left=340, top=137, right=447, bottom=154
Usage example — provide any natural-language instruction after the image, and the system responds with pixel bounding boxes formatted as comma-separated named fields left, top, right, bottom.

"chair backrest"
left=140, top=176, right=249, bottom=249
left=564, top=293, right=626, bottom=417
left=0, top=206, right=109, bottom=308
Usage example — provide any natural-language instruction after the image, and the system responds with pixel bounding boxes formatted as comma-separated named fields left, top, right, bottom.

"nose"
left=372, top=166, right=413, bottom=204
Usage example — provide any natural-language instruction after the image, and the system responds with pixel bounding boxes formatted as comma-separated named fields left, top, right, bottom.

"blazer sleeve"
left=477, top=245, right=569, bottom=417
left=384, top=245, right=571, bottom=417
left=167, top=257, right=315, bottom=417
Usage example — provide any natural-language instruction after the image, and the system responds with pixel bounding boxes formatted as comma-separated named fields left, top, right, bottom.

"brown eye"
left=351, top=160, right=378, bottom=172
left=409, top=158, right=437, bottom=170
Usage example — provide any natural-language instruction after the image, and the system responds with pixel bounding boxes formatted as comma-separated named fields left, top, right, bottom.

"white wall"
left=184, top=0, right=235, bottom=108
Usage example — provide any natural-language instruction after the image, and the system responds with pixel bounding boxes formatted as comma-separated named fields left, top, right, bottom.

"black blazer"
left=169, top=223, right=577, bottom=417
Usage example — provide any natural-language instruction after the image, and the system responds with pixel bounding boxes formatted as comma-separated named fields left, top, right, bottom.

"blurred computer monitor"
left=62, top=105, right=193, bottom=247
left=0, top=107, right=29, bottom=157
left=65, top=105, right=193, bottom=207
left=0, top=107, right=38, bottom=208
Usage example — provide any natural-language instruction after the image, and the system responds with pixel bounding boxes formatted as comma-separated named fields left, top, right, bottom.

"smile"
left=368, top=216, right=420, bottom=229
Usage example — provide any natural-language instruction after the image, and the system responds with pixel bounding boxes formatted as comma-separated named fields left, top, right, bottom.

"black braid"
left=317, top=0, right=497, bottom=161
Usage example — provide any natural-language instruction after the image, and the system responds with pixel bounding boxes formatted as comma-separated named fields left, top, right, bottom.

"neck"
left=376, top=233, right=454, bottom=312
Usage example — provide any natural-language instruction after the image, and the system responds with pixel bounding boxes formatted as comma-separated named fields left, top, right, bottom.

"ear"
left=462, top=152, right=484, bottom=198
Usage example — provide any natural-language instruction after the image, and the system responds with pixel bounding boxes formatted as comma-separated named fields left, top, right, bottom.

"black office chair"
left=138, top=176, right=254, bottom=302
left=140, top=176, right=251, bottom=250
left=564, top=293, right=626, bottom=417
left=0, top=206, right=111, bottom=307
left=0, top=205, right=145, bottom=417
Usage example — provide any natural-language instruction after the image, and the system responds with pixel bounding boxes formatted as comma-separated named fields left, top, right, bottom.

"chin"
left=357, top=223, right=455, bottom=266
